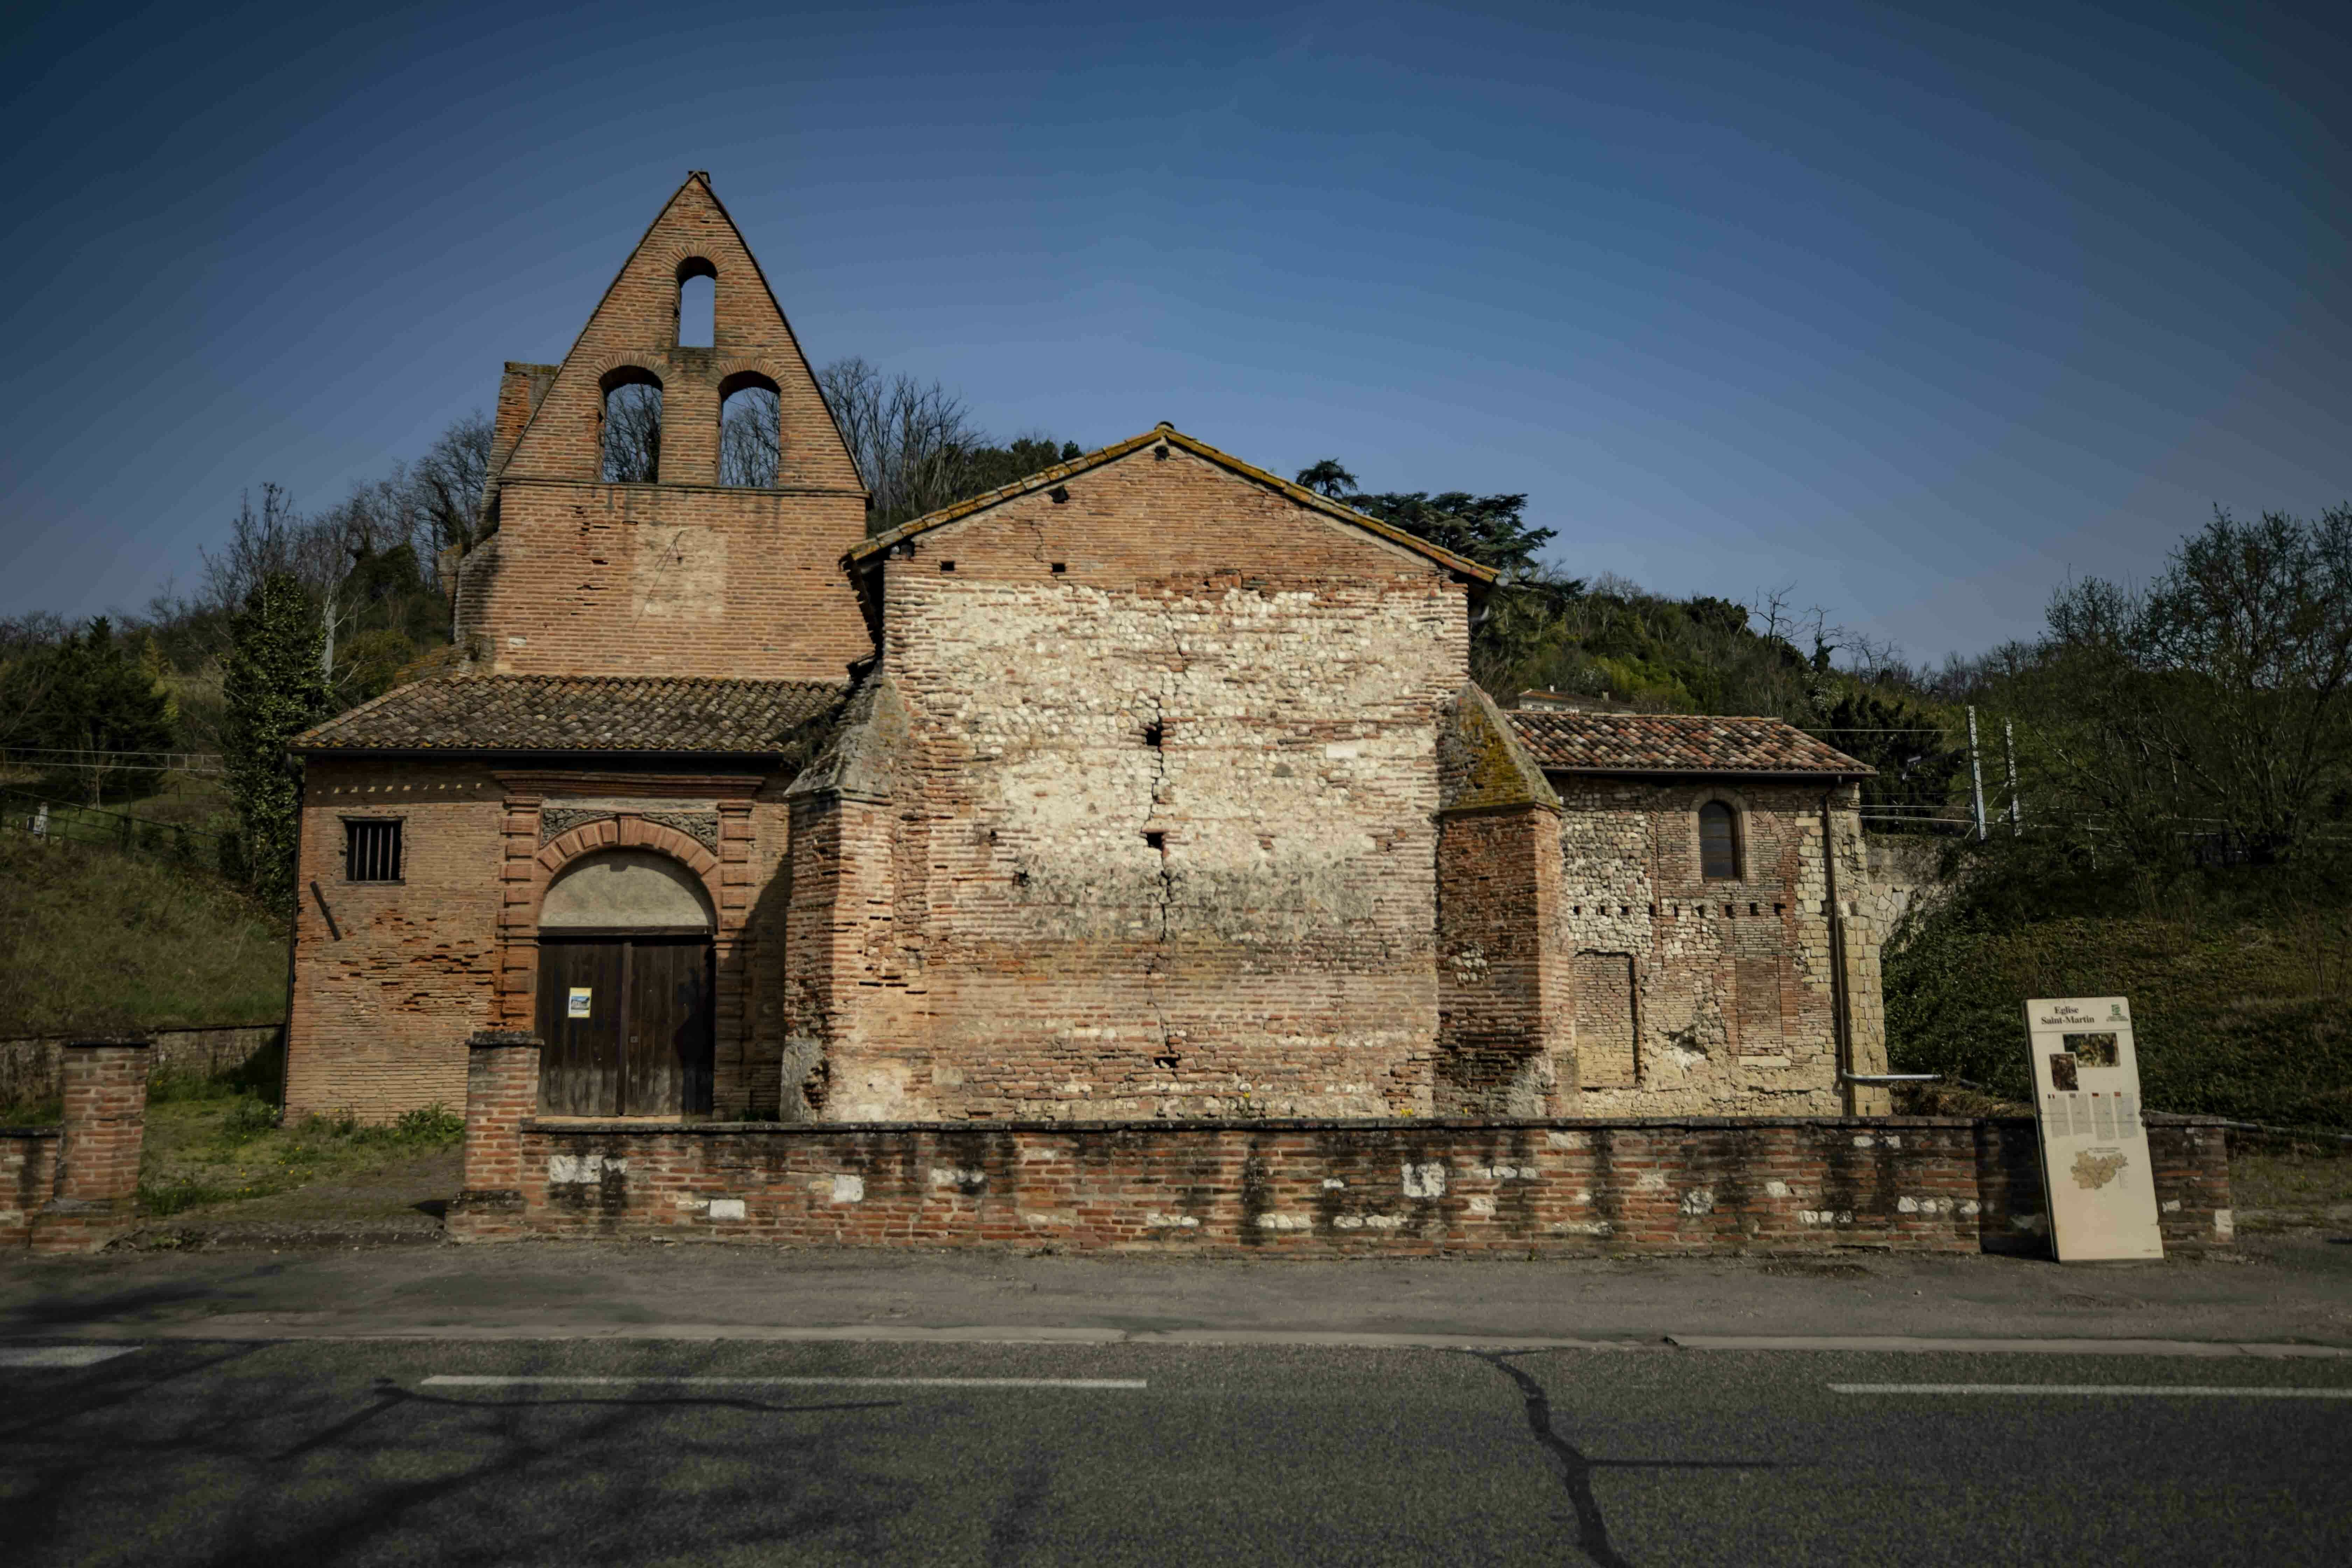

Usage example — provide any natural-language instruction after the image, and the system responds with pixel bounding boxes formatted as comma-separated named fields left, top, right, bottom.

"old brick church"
left=286, top=173, right=1895, bottom=1126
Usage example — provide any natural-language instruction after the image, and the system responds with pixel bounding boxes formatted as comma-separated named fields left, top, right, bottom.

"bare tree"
left=410, top=411, right=494, bottom=559
left=2034, top=504, right=2352, bottom=860
left=200, top=486, right=341, bottom=615
left=720, top=385, right=780, bottom=488
left=601, top=383, right=663, bottom=484
left=816, top=357, right=987, bottom=531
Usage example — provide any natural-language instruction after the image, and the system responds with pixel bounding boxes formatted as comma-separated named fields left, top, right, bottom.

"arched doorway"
left=534, top=850, right=715, bottom=1116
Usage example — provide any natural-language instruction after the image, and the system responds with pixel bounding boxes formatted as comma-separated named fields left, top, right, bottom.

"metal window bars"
left=344, top=819, right=402, bottom=883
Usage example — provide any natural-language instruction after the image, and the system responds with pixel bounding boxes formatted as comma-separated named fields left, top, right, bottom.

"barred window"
left=1698, top=802, right=1738, bottom=881
left=345, top=820, right=403, bottom=883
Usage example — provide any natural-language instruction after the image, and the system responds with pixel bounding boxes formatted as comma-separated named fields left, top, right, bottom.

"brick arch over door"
left=534, top=818, right=721, bottom=909
left=493, top=803, right=757, bottom=1111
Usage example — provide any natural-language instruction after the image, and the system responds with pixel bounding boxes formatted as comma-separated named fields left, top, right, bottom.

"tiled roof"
left=847, top=425, right=1499, bottom=583
left=293, top=675, right=847, bottom=755
left=1505, top=710, right=1870, bottom=778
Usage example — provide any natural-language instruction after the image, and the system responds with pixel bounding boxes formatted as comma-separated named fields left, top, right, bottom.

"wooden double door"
left=535, top=936, right=714, bottom=1116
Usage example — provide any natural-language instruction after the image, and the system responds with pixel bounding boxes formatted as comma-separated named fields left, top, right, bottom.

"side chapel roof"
left=292, top=675, right=845, bottom=756
left=846, top=425, right=1500, bottom=584
left=1506, top=710, right=1870, bottom=780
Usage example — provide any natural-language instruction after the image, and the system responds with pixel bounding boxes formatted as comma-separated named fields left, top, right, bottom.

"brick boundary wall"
left=4, top=1040, right=155, bottom=1254
left=0, top=1127, right=61, bottom=1249
left=1, top=1024, right=278, bottom=1107
left=448, top=1034, right=2231, bottom=1256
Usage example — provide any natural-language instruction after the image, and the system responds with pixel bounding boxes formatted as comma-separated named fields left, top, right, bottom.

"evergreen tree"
left=222, top=572, right=328, bottom=911
left=1292, top=459, right=1555, bottom=576
left=20, top=618, right=175, bottom=803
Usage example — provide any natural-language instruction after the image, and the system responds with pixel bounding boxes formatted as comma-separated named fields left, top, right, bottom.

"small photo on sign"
left=2049, top=1052, right=2079, bottom=1092
left=2064, top=1031, right=2119, bottom=1067
left=568, top=987, right=593, bottom=1019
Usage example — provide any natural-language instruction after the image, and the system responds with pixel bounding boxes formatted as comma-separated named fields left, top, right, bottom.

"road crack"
left=1474, top=1351, right=1631, bottom=1568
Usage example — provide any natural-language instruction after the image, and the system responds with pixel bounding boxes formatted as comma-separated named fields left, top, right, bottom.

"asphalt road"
left=5, top=1338, right=2348, bottom=1566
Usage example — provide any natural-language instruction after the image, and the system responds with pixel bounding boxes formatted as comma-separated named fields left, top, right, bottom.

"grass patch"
left=2230, top=1146, right=2352, bottom=1232
left=1, top=1098, right=62, bottom=1127
left=0, top=828, right=287, bottom=1036
left=135, top=1092, right=465, bottom=1219
left=1888, top=911, right=2352, bottom=1130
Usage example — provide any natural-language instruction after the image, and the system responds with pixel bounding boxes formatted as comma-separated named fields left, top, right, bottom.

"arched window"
left=599, top=367, right=663, bottom=483
left=1699, top=801, right=1738, bottom=881
left=718, top=371, right=781, bottom=487
left=676, top=257, right=716, bottom=348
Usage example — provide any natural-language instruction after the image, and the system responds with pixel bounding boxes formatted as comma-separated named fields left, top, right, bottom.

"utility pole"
left=2003, top=718, right=2021, bottom=836
left=1966, top=705, right=1988, bottom=842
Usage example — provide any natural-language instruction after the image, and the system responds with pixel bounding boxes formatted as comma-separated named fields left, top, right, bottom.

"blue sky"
left=2, top=0, right=2344, bottom=661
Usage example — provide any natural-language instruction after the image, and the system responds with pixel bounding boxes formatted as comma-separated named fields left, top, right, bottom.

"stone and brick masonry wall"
left=4, top=1040, right=153, bottom=1254
left=2, top=1024, right=278, bottom=1106
left=449, top=1032, right=2232, bottom=1254
left=789, top=444, right=1472, bottom=1123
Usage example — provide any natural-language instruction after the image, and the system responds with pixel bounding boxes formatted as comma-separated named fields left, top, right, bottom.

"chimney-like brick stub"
left=27, top=1038, right=152, bottom=1254
left=450, top=1031, right=545, bottom=1241
left=452, top=1113, right=2233, bottom=1256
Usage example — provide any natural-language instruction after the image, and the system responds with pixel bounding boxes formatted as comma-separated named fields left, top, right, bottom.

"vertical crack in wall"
left=1143, top=590, right=1182, bottom=1075
left=1142, top=687, right=1176, bottom=1067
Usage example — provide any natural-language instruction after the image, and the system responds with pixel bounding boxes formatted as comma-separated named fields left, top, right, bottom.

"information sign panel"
left=2023, top=996, right=2162, bottom=1261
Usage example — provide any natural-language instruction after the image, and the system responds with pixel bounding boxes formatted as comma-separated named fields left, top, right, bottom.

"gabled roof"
left=1506, top=711, right=1870, bottom=779
left=293, top=675, right=845, bottom=756
left=846, top=425, right=1499, bottom=583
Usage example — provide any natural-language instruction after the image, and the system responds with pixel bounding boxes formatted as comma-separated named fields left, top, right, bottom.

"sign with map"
left=2023, top=996, right=2163, bottom=1261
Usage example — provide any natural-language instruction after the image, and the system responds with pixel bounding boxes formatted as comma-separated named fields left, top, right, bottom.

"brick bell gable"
left=451, top=173, right=873, bottom=683
left=494, top=171, right=859, bottom=493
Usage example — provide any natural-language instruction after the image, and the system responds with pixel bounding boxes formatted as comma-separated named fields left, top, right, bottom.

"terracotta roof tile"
left=293, top=675, right=846, bottom=755
left=1506, top=710, right=1869, bottom=778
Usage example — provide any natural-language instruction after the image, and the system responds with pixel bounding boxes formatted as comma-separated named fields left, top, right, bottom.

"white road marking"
left=0, top=1345, right=139, bottom=1368
left=1676, top=1336, right=2351, bottom=1358
left=1830, top=1384, right=2352, bottom=1398
left=421, top=1375, right=1146, bottom=1390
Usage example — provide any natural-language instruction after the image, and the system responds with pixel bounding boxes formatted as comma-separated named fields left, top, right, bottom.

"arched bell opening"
left=533, top=849, right=715, bottom=1117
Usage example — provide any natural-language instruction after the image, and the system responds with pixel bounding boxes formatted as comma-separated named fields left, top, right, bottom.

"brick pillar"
left=30, top=1038, right=153, bottom=1255
left=495, top=793, right=544, bottom=1027
left=713, top=800, right=755, bottom=1115
left=447, top=1030, right=540, bottom=1241
left=1432, top=684, right=1571, bottom=1116
left=1435, top=804, right=1569, bottom=1114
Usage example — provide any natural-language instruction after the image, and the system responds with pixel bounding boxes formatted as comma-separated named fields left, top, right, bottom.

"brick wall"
left=290, top=760, right=790, bottom=1122
left=0, top=1129, right=59, bottom=1249
left=24, top=1040, right=152, bottom=1254
left=786, top=443, right=1472, bottom=1121
left=1551, top=777, right=1890, bottom=1118
left=2, top=1024, right=280, bottom=1106
left=447, top=1037, right=2232, bottom=1253
left=455, top=481, right=870, bottom=681
left=288, top=760, right=509, bottom=1119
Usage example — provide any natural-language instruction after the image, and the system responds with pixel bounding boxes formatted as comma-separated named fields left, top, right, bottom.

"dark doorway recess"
left=536, top=936, right=713, bottom=1116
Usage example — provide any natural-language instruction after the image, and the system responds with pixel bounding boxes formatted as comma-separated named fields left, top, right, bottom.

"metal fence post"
left=2003, top=718, right=2021, bottom=835
left=1966, top=706, right=1988, bottom=842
